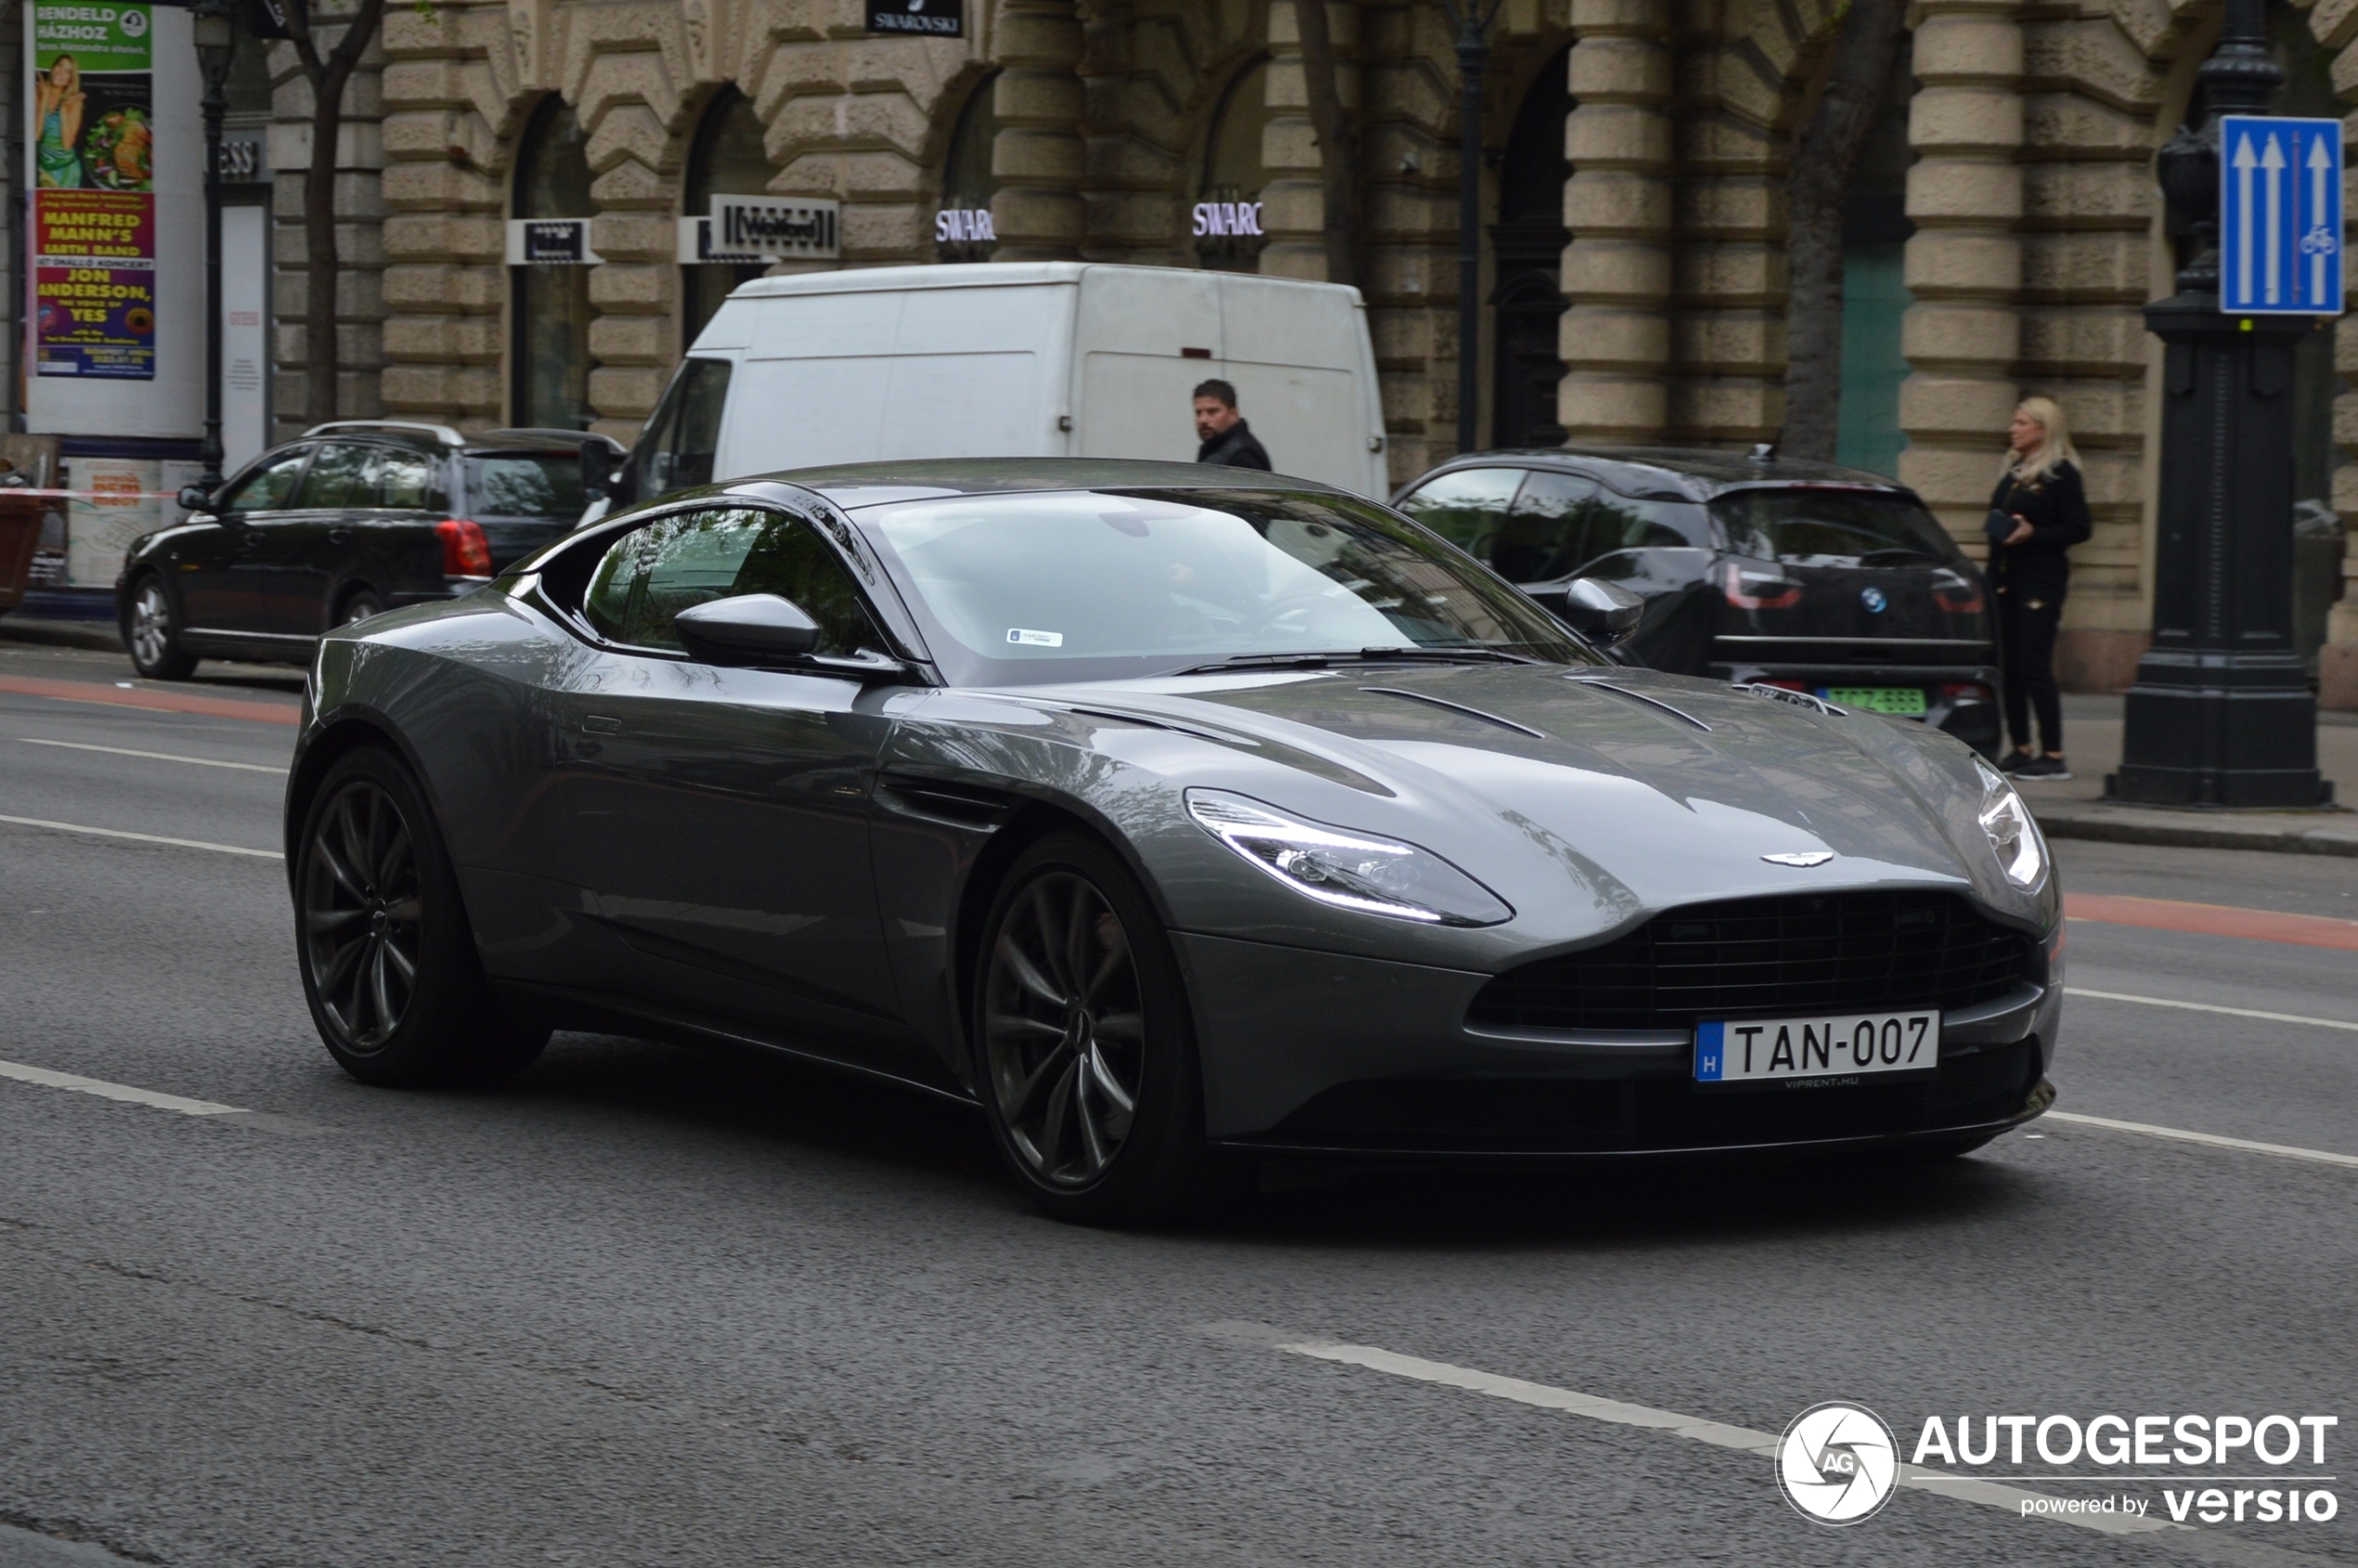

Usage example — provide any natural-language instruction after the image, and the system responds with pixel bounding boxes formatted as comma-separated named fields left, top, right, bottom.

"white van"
left=594, top=262, right=1389, bottom=518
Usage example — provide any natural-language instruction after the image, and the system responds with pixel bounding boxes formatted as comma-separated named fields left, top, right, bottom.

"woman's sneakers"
left=2012, top=754, right=2072, bottom=781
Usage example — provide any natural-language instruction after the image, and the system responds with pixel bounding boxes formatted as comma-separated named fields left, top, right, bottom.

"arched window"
left=511, top=97, right=597, bottom=428
left=935, top=72, right=1000, bottom=262
left=1492, top=45, right=1572, bottom=449
left=683, top=88, right=773, bottom=350
left=1195, top=57, right=1272, bottom=271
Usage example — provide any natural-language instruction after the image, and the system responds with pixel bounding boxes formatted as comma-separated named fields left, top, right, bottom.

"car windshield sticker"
left=1007, top=628, right=1064, bottom=647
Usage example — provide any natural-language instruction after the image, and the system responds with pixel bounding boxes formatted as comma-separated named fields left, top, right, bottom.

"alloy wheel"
left=982, top=872, right=1147, bottom=1187
left=130, top=582, right=172, bottom=667
left=302, top=779, right=422, bottom=1051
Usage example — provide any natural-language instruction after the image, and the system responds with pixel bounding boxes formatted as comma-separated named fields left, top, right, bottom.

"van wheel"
left=295, top=746, right=548, bottom=1086
left=125, top=576, right=197, bottom=680
left=973, top=832, right=1221, bottom=1225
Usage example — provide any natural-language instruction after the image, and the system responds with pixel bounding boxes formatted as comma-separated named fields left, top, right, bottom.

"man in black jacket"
left=1193, top=380, right=1272, bottom=470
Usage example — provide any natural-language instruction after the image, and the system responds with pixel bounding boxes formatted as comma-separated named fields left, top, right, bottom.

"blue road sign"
left=2219, top=115, right=2344, bottom=315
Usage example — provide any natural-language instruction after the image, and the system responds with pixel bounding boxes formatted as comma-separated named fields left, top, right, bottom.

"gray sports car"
left=285, top=460, right=2061, bottom=1223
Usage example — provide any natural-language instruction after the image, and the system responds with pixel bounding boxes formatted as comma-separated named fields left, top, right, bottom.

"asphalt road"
left=3, top=640, right=2353, bottom=1568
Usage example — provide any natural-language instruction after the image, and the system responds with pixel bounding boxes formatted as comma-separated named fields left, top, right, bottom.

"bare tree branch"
left=1779, top=0, right=1911, bottom=463
left=283, top=0, right=390, bottom=427
left=1294, top=0, right=1357, bottom=288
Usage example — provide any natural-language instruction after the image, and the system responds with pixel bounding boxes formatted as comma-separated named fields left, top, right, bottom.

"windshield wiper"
left=1173, top=645, right=1539, bottom=675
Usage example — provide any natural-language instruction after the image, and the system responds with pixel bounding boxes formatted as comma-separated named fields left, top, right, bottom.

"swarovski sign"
left=505, top=218, right=603, bottom=265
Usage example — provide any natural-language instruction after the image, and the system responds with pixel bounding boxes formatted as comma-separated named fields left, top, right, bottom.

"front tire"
left=124, top=575, right=197, bottom=680
left=973, top=832, right=1219, bottom=1225
left=295, top=746, right=548, bottom=1086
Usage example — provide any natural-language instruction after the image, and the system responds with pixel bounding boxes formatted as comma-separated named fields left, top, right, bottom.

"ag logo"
left=118, top=6, right=149, bottom=35
left=1776, top=1401, right=1900, bottom=1525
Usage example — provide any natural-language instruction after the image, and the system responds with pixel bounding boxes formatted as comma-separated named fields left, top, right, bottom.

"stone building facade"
left=266, top=0, right=2358, bottom=697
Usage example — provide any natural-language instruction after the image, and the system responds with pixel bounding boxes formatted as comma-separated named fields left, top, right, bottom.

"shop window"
left=683, top=88, right=774, bottom=351
left=1833, top=41, right=1914, bottom=479
left=1196, top=57, right=1273, bottom=271
left=511, top=97, right=597, bottom=429
left=935, top=72, right=1001, bottom=262
left=1492, top=45, right=1573, bottom=449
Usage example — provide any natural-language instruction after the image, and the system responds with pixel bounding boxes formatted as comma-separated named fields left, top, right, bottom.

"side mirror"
left=1556, top=576, right=1645, bottom=647
left=674, top=592, right=823, bottom=665
left=175, top=485, right=214, bottom=513
left=580, top=439, right=621, bottom=501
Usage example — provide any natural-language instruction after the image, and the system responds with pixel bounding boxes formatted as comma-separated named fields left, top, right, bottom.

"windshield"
left=1709, top=487, right=1961, bottom=566
left=465, top=453, right=587, bottom=519
left=855, top=486, right=1600, bottom=686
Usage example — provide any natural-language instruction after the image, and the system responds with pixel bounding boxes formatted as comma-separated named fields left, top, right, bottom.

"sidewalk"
left=2014, top=694, right=2358, bottom=857
left=0, top=612, right=122, bottom=654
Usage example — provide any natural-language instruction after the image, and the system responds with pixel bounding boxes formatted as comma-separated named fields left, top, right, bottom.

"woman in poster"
left=35, top=54, right=86, bottom=188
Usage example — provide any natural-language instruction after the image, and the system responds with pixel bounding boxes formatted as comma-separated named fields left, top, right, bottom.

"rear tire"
left=124, top=575, right=197, bottom=680
left=972, top=832, right=1220, bottom=1225
left=338, top=590, right=386, bottom=627
left=294, top=745, right=548, bottom=1086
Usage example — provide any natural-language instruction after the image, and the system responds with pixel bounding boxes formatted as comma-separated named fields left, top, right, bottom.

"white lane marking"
left=2045, top=1110, right=2358, bottom=1170
left=17, top=736, right=283, bottom=773
left=1203, top=1325, right=2180, bottom=1538
left=0, top=1057, right=245, bottom=1116
left=2066, top=986, right=2358, bottom=1033
left=0, top=813, right=282, bottom=859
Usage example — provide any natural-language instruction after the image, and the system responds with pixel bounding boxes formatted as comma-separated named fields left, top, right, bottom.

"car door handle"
left=329, top=528, right=354, bottom=545
left=581, top=715, right=621, bottom=734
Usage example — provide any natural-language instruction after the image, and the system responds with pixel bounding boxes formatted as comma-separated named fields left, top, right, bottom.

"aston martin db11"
left=285, top=460, right=2061, bottom=1223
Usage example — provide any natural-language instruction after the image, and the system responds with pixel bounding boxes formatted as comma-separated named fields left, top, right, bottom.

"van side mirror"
left=176, top=485, right=214, bottom=513
left=1554, top=577, right=1645, bottom=647
left=674, top=592, right=823, bottom=665
left=580, top=439, right=622, bottom=501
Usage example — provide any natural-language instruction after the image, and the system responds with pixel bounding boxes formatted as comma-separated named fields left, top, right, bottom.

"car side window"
left=1393, top=467, right=1524, bottom=562
left=1587, top=494, right=1711, bottom=556
left=582, top=507, right=883, bottom=657
left=634, top=357, right=732, bottom=498
left=371, top=448, right=443, bottom=511
left=219, top=447, right=312, bottom=513
left=297, top=443, right=378, bottom=510
left=1496, top=470, right=1602, bottom=581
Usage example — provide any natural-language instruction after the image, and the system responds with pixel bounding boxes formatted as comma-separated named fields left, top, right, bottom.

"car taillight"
left=1935, top=585, right=1986, bottom=613
left=1720, top=561, right=1802, bottom=610
left=1756, top=679, right=1809, bottom=692
left=1940, top=682, right=1992, bottom=705
left=436, top=518, right=493, bottom=577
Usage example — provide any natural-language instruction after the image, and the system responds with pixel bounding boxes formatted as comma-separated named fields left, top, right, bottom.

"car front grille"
left=1466, top=890, right=2033, bottom=1033
left=1262, top=1039, right=2041, bottom=1154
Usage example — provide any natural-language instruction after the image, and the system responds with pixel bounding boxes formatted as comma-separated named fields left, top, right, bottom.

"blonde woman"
left=34, top=55, right=85, bottom=188
left=1989, top=396, right=2091, bottom=778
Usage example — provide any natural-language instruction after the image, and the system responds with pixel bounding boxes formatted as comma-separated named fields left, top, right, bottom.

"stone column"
left=1897, top=0, right=2023, bottom=543
left=1556, top=0, right=1673, bottom=441
left=585, top=102, right=676, bottom=445
left=1258, top=0, right=1358, bottom=280
left=991, top=0, right=1084, bottom=260
left=2325, top=314, right=2358, bottom=709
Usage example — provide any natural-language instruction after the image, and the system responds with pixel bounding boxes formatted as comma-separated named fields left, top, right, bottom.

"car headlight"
left=1185, top=789, right=1513, bottom=927
left=1974, top=759, right=2047, bottom=888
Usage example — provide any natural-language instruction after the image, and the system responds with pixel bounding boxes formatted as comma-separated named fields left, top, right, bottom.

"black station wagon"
left=116, top=422, right=623, bottom=680
left=1394, top=446, right=2002, bottom=757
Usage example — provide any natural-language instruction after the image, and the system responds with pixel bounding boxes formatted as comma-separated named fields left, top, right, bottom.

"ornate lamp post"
left=191, top=0, right=237, bottom=492
left=2116, top=0, right=2333, bottom=807
left=1439, top=0, right=1505, bottom=456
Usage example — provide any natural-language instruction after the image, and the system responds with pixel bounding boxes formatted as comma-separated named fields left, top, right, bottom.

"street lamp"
left=1438, top=0, right=1505, bottom=456
left=2118, top=0, right=2333, bottom=807
left=191, top=0, right=236, bottom=492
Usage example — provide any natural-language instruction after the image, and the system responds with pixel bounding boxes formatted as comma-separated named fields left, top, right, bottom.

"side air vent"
left=875, top=776, right=1015, bottom=832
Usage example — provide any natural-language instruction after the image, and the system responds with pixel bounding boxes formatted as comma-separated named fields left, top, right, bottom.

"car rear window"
left=466, top=453, right=587, bottom=519
left=1711, top=487, right=1961, bottom=565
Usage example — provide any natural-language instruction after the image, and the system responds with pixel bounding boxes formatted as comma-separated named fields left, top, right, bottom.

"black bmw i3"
left=1394, top=447, right=2002, bottom=758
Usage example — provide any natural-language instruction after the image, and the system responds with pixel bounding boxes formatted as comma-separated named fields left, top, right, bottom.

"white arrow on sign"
left=2311, top=135, right=2333, bottom=306
left=2262, top=133, right=2287, bottom=305
left=2235, top=133, right=2259, bottom=304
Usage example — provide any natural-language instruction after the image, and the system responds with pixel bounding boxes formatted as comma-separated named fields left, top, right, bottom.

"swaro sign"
left=711, top=197, right=841, bottom=261
left=1911, top=1413, right=2339, bottom=1524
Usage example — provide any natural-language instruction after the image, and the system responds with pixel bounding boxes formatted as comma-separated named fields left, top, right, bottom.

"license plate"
left=1694, top=1010, right=1940, bottom=1088
left=1820, top=686, right=1928, bottom=716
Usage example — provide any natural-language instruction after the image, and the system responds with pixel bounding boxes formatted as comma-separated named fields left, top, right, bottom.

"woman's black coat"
left=1989, top=460, right=2092, bottom=599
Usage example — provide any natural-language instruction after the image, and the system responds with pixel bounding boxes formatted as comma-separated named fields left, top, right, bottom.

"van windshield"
left=856, top=486, right=1598, bottom=685
left=1710, top=487, right=1962, bottom=566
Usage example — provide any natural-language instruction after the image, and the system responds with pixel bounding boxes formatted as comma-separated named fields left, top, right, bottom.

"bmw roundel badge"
left=1860, top=586, right=1888, bottom=613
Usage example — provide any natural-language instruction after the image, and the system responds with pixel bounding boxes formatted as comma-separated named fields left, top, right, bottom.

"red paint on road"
left=2066, top=893, right=2358, bottom=952
left=0, top=674, right=300, bottom=727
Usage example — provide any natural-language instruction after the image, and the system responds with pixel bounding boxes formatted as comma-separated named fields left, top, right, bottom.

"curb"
left=0, top=616, right=124, bottom=654
left=2033, top=806, right=2358, bottom=858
